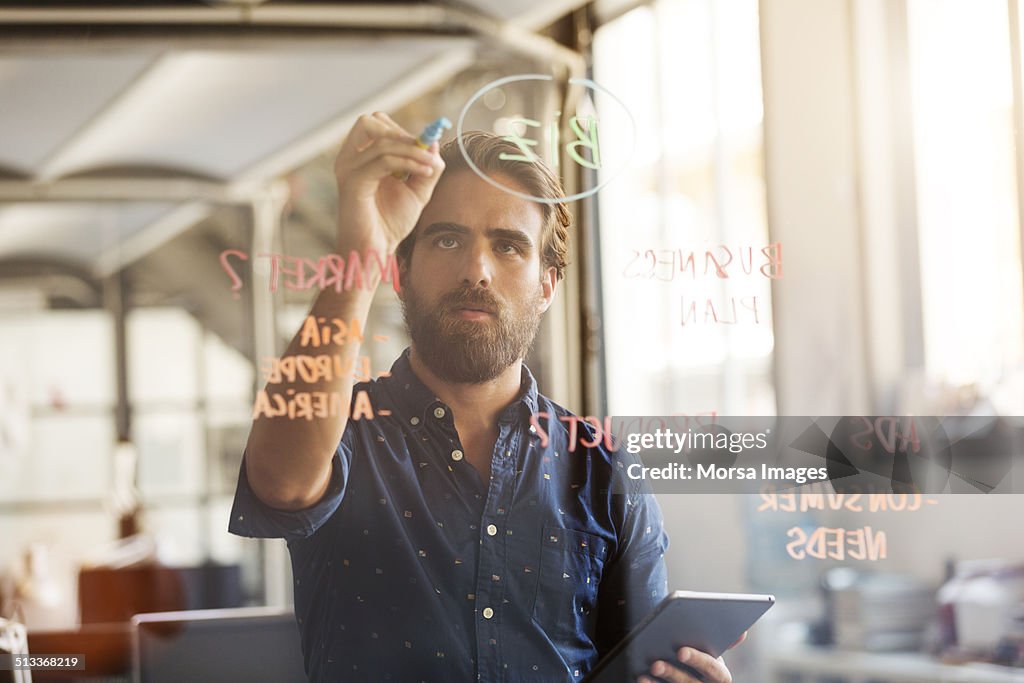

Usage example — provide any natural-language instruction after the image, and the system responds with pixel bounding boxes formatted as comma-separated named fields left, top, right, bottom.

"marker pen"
left=394, top=117, right=451, bottom=181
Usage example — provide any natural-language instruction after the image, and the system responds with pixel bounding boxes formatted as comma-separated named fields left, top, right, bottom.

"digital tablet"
left=581, top=591, right=775, bottom=682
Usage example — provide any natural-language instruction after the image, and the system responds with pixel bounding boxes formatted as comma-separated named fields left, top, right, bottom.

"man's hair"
left=396, top=131, right=571, bottom=281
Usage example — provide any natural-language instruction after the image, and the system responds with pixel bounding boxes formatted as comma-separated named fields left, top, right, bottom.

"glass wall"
left=594, top=0, right=776, bottom=418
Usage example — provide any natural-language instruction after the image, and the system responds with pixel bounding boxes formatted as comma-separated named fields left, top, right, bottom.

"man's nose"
left=458, top=243, right=493, bottom=288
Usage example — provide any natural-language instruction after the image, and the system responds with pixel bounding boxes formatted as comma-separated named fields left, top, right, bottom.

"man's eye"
left=436, top=236, right=459, bottom=249
left=497, top=242, right=521, bottom=255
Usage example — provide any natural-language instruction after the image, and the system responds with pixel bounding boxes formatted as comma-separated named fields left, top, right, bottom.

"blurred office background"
left=1, top=0, right=1023, bottom=681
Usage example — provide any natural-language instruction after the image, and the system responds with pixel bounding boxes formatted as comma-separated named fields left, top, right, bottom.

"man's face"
left=399, top=169, right=557, bottom=384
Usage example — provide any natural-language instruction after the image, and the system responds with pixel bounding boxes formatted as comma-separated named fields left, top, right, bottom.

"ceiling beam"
left=0, top=177, right=259, bottom=203
left=0, top=3, right=585, bottom=77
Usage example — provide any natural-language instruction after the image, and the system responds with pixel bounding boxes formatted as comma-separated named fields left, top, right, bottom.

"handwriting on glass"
left=758, top=486, right=941, bottom=561
left=219, top=248, right=401, bottom=298
left=251, top=317, right=391, bottom=422
left=500, top=114, right=601, bottom=170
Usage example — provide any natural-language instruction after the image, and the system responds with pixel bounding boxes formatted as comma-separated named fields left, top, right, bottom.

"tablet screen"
left=582, top=591, right=775, bottom=683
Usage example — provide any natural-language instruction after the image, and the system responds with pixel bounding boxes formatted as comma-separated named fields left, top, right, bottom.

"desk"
left=27, top=623, right=131, bottom=682
left=765, top=644, right=1024, bottom=682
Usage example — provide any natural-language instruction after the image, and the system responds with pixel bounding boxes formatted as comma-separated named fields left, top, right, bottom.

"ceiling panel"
left=22, top=37, right=470, bottom=181
left=0, top=53, right=160, bottom=176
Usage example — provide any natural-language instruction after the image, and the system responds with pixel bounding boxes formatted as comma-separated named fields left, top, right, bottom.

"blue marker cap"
left=419, top=117, right=452, bottom=145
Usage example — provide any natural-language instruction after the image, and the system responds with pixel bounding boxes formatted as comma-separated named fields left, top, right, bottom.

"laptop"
left=131, top=607, right=306, bottom=682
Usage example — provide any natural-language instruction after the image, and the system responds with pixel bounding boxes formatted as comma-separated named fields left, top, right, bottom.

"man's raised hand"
left=333, top=111, right=446, bottom=254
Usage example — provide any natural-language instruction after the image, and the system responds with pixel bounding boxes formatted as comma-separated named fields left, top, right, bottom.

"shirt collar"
left=382, top=348, right=539, bottom=424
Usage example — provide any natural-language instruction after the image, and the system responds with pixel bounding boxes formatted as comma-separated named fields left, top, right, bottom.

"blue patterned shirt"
left=229, top=349, right=669, bottom=682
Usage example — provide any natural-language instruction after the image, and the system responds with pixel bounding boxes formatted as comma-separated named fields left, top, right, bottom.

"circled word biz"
left=627, top=463, right=828, bottom=484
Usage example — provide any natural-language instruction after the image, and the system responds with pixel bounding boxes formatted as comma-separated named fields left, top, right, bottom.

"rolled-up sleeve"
left=228, top=439, right=351, bottom=542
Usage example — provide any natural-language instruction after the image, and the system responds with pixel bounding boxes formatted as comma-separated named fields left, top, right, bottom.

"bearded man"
left=230, top=112, right=740, bottom=682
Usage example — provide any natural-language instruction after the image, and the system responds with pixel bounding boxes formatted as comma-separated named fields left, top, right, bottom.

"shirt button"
left=434, top=407, right=446, bottom=419
left=486, top=524, right=498, bottom=536
left=482, top=607, right=494, bottom=619
left=410, top=416, right=420, bottom=426
left=451, top=450, right=464, bottom=461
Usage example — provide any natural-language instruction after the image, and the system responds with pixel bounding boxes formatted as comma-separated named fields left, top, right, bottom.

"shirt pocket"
left=531, top=525, right=610, bottom=645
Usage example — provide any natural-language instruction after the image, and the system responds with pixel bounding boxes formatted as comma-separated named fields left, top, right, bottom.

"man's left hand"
left=635, top=648, right=730, bottom=683
left=635, top=632, right=746, bottom=683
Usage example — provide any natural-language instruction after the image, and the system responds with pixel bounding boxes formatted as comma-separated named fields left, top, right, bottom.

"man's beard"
left=401, top=279, right=544, bottom=384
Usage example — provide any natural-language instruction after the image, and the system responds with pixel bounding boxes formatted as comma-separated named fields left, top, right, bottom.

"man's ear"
left=539, top=266, right=557, bottom=313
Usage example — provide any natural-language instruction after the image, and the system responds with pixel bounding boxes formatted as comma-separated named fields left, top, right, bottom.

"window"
left=907, top=0, right=1024, bottom=405
left=594, top=0, right=775, bottom=418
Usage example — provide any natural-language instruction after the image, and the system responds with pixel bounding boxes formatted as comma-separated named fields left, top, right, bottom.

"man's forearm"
left=244, top=276, right=378, bottom=511
left=243, top=109, right=442, bottom=511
